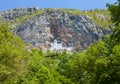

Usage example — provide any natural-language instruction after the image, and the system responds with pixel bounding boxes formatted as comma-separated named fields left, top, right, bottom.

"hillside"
left=0, top=7, right=111, bottom=51
left=1, top=1, right=120, bottom=83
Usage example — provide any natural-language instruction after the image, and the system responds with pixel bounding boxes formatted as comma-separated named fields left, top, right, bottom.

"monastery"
left=50, top=39, right=73, bottom=52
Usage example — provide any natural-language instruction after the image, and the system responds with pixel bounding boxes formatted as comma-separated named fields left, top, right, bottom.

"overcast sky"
left=0, top=0, right=116, bottom=12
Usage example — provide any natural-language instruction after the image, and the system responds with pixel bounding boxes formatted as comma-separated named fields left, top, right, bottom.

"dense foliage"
left=0, top=22, right=29, bottom=83
left=0, top=0, right=120, bottom=84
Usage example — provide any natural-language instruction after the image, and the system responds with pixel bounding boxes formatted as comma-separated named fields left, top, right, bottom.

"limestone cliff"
left=0, top=8, right=111, bottom=51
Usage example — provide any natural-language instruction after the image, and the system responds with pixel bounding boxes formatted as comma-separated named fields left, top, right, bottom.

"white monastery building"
left=50, top=39, right=73, bottom=52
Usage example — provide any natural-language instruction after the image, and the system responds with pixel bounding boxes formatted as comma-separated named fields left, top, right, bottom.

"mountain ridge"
left=0, top=7, right=111, bottom=51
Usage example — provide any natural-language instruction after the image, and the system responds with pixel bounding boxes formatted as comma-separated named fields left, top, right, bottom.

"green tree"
left=23, top=49, right=73, bottom=84
left=0, top=22, right=29, bottom=83
left=107, top=0, right=120, bottom=25
left=107, top=0, right=120, bottom=44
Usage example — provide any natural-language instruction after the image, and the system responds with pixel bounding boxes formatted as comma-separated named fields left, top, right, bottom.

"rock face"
left=0, top=8, right=110, bottom=51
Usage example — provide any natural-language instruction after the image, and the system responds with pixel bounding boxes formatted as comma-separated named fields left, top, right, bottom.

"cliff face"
left=0, top=8, right=110, bottom=51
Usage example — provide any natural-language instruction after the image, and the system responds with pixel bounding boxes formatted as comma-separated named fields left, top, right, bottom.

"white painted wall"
left=50, top=39, right=72, bottom=52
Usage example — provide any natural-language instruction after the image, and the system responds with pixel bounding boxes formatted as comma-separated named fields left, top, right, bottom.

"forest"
left=0, top=0, right=120, bottom=84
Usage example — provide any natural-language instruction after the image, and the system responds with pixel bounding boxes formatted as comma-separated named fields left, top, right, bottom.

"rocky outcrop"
left=0, top=8, right=110, bottom=51
left=0, top=7, right=39, bottom=21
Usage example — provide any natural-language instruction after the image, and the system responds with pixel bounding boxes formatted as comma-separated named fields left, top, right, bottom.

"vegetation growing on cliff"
left=45, top=8, right=111, bottom=30
left=1, top=8, right=111, bottom=30
left=6, top=10, right=42, bottom=26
